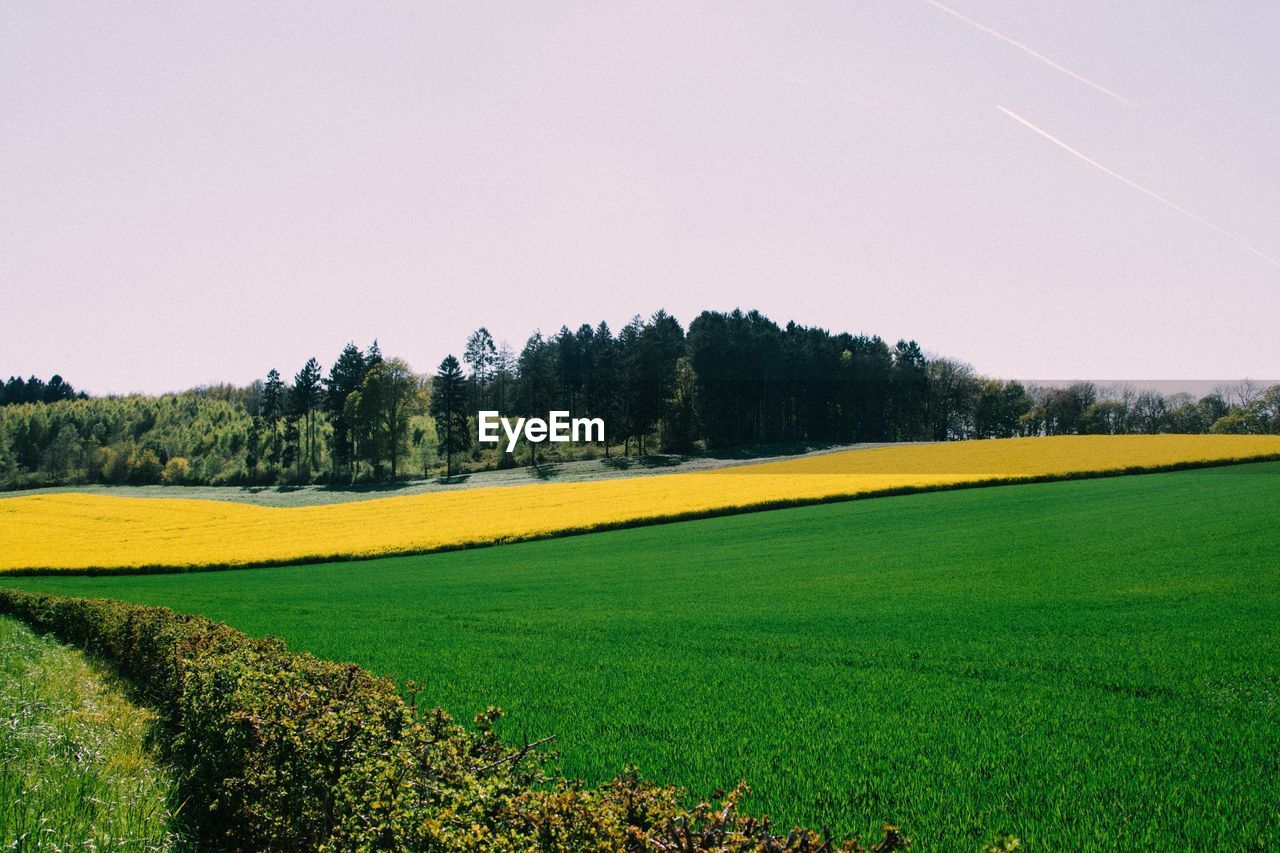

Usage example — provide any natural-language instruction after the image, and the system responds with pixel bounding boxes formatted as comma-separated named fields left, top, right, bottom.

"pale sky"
left=3, top=1, right=1277, bottom=395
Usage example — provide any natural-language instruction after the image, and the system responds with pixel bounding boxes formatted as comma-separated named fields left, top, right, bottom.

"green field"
left=6, top=463, right=1279, bottom=849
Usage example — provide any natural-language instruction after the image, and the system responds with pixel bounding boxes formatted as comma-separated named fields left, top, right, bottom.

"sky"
left=2, top=1, right=1278, bottom=395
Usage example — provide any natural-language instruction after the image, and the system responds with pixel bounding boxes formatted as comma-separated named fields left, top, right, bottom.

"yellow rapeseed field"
left=2, top=435, right=1278, bottom=573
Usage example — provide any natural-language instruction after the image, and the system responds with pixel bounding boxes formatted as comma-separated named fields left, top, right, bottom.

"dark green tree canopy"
left=5, top=308, right=1275, bottom=490
left=429, top=354, right=470, bottom=477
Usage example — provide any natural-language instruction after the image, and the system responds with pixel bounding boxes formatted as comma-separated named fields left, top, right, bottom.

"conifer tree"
left=262, top=369, right=285, bottom=465
left=463, top=328, right=496, bottom=411
left=325, top=343, right=368, bottom=479
left=292, top=357, right=323, bottom=472
left=430, top=354, right=470, bottom=478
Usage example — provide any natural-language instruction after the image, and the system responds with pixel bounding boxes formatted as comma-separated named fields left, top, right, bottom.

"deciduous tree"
left=360, top=358, right=423, bottom=479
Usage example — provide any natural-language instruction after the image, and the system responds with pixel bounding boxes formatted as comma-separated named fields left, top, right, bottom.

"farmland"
left=6, top=461, right=1279, bottom=849
left=3, top=434, right=1279, bottom=573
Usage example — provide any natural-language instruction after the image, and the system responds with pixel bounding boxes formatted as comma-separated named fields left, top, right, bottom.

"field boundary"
left=0, top=586, right=906, bottom=851
left=4, top=452, right=1278, bottom=577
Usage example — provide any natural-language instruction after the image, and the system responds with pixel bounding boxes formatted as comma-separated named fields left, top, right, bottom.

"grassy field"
left=4, top=434, right=1279, bottom=573
left=6, top=462, right=1278, bottom=848
left=0, top=616, right=183, bottom=849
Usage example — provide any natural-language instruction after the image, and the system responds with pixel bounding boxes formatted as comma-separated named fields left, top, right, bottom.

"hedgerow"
left=0, top=588, right=905, bottom=851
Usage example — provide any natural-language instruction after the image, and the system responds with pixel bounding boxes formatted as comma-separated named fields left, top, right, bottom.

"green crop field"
left=6, top=463, right=1279, bottom=849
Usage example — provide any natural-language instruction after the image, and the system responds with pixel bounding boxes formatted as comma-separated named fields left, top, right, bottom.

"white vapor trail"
left=998, top=106, right=1280, bottom=269
left=923, top=0, right=1132, bottom=106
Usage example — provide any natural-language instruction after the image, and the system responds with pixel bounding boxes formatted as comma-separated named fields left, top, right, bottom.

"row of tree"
left=244, top=343, right=429, bottom=481
left=450, top=311, right=1279, bottom=453
left=3, top=309, right=1278, bottom=488
left=2, top=374, right=84, bottom=407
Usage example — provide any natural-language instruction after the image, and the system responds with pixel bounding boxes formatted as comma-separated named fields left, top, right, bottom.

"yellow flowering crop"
left=2, top=435, right=1278, bottom=573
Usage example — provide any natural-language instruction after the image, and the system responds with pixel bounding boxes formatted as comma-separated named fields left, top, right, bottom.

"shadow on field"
left=702, top=440, right=844, bottom=461
left=600, top=454, right=685, bottom=471
left=311, top=481, right=423, bottom=496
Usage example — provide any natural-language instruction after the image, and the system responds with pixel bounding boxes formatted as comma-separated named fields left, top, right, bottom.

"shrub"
left=161, top=456, right=190, bottom=485
left=98, top=445, right=130, bottom=484
left=129, top=448, right=163, bottom=484
left=0, top=588, right=904, bottom=851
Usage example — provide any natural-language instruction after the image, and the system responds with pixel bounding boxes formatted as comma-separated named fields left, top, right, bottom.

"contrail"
left=923, top=0, right=1132, bottom=106
left=999, top=106, right=1280, bottom=269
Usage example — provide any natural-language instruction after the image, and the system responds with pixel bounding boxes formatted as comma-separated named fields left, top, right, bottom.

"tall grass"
left=0, top=617, right=183, bottom=850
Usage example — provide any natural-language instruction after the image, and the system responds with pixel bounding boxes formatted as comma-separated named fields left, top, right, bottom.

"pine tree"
left=429, top=355, right=470, bottom=478
left=617, top=318, right=644, bottom=455
left=326, top=343, right=368, bottom=479
left=589, top=321, right=618, bottom=456
left=493, top=342, right=516, bottom=413
left=292, top=357, right=323, bottom=473
left=517, top=332, right=558, bottom=465
left=463, top=328, right=496, bottom=411
left=262, top=369, right=285, bottom=466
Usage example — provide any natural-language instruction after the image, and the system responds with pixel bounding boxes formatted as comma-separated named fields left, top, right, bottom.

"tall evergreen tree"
left=261, top=369, right=285, bottom=465
left=617, top=317, right=645, bottom=455
left=640, top=309, right=685, bottom=449
left=463, top=328, right=496, bottom=411
left=43, top=375, right=77, bottom=404
left=588, top=321, right=618, bottom=456
left=553, top=326, right=583, bottom=415
left=492, top=342, right=517, bottom=414
left=665, top=356, right=699, bottom=452
left=325, top=343, right=368, bottom=479
left=246, top=415, right=263, bottom=478
left=292, top=357, right=323, bottom=472
left=574, top=323, right=596, bottom=417
left=686, top=311, right=735, bottom=448
left=430, top=355, right=470, bottom=478
left=890, top=340, right=929, bottom=441
left=281, top=414, right=301, bottom=475
left=516, top=332, right=558, bottom=465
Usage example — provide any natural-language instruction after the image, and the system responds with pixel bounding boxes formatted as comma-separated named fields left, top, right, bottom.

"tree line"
left=3, top=308, right=1278, bottom=488
left=1, top=374, right=85, bottom=406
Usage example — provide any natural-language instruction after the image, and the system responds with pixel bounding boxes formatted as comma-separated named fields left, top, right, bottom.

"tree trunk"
left=389, top=424, right=398, bottom=479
